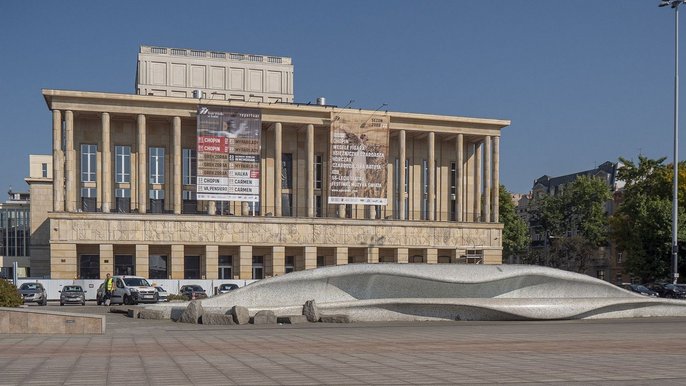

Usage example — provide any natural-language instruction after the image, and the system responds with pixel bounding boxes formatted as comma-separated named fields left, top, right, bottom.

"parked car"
left=19, top=283, right=47, bottom=306
left=155, top=286, right=169, bottom=302
left=60, top=285, right=86, bottom=306
left=110, top=276, right=159, bottom=305
left=217, top=283, right=239, bottom=294
left=622, top=283, right=659, bottom=297
left=645, top=283, right=686, bottom=299
left=179, top=285, right=208, bottom=300
left=96, top=283, right=106, bottom=305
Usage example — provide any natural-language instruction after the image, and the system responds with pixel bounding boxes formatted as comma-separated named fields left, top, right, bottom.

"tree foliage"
left=0, top=280, right=23, bottom=307
left=610, top=156, right=686, bottom=282
left=499, top=185, right=529, bottom=261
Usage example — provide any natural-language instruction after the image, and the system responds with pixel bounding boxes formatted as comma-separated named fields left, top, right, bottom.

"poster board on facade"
left=328, top=111, right=389, bottom=205
left=196, top=106, right=261, bottom=202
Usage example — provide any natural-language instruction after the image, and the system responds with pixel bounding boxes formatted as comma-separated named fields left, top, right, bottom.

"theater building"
left=34, top=46, right=510, bottom=280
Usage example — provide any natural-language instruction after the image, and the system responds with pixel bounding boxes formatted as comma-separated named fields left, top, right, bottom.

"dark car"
left=96, top=283, right=106, bottom=305
left=217, top=283, right=239, bottom=294
left=622, top=283, right=659, bottom=297
left=645, top=283, right=686, bottom=299
left=60, top=285, right=86, bottom=306
left=19, top=283, right=47, bottom=306
left=179, top=285, right=207, bottom=300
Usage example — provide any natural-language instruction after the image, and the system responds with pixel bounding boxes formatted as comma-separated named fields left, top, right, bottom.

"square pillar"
left=335, top=247, right=348, bottom=266
left=173, top=116, right=182, bottom=215
left=171, top=245, right=184, bottom=279
left=483, top=249, right=502, bottom=265
left=239, top=245, right=252, bottom=279
left=136, top=244, right=149, bottom=278
left=399, top=129, right=406, bottom=220
left=137, top=114, right=147, bottom=214
left=395, top=248, right=409, bottom=264
left=205, top=245, right=218, bottom=280
left=304, top=246, right=317, bottom=270
left=99, top=244, right=113, bottom=279
left=483, top=136, right=492, bottom=223
left=272, top=246, right=285, bottom=276
left=456, top=134, right=464, bottom=222
left=492, top=136, right=500, bottom=223
left=428, top=132, right=435, bottom=221
left=366, top=247, right=379, bottom=264
left=64, top=110, right=76, bottom=212
left=52, top=109, right=65, bottom=212
left=101, top=112, right=111, bottom=213
left=274, top=122, right=282, bottom=217
left=424, top=248, right=438, bottom=264
left=50, top=243, right=77, bottom=279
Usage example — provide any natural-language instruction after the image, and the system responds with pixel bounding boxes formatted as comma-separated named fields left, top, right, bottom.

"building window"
left=617, top=252, right=623, bottom=264
left=450, top=162, right=456, bottom=221
left=115, top=146, right=131, bottom=183
left=182, top=149, right=196, bottom=185
left=285, top=256, right=295, bottom=273
left=41, top=163, right=48, bottom=178
left=218, top=255, right=233, bottom=279
left=252, top=256, right=264, bottom=279
left=0, top=207, right=30, bottom=257
left=81, top=188, right=96, bottom=212
left=149, top=147, right=165, bottom=184
left=405, top=159, right=409, bottom=219
left=184, top=256, right=200, bottom=279
left=149, top=189, right=164, bottom=213
left=282, top=193, right=293, bottom=217
left=422, top=159, right=428, bottom=220
left=80, top=144, right=97, bottom=182
left=317, top=256, right=325, bottom=268
left=114, top=255, right=135, bottom=276
left=79, top=255, right=99, bottom=279
left=315, top=154, right=323, bottom=190
left=315, top=195, right=323, bottom=217
left=149, top=255, right=168, bottom=279
left=183, top=190, right=197, bottom=214
left=597, top=270, right=605, bottom=281
left=282, top=153, right=293, bottom=189
left=115, top=189, right=130, bottom=213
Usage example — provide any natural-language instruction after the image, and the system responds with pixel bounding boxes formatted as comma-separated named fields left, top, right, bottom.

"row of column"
left=52, top=111, right=500, bottom=222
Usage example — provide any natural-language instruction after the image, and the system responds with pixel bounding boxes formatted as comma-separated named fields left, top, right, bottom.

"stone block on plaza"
left=178, top=300, right=204, bottom=324
left=138, top=309, right=165, bottom=320
left=277, top=315, right=309, bottom=324
left=320, top=314, right=351, bottom=323
left=127, top=308, right=140, bottom=319
left=202, top=312, right=235, bottom=325
left=231, top=305, right=250, bottom=325
left=253, top=310, right=277, bottom=325
left=303, top=299, right=320, bottom=322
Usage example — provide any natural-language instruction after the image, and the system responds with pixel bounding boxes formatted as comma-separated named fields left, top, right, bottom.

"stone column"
left=338, top=204, right=346, bottom=218
left=101, top=113, right=111, bottom=213
left=173, top=116, right=182, bottom=215
left=493, top=136, right=500, bottom=223
left=171, top=245, right=184, bottom=279
left=205, top=245, right=218, bottom=280
left=136, top=244, right=149, bottom=278
left=335, top=247, right=348, bottom=266
left=428, top=131, right=435, bottom=221
left=304, top=246, right=317, bottom=270
left=208, top=201, right=217, bottom=216
left=483, top=136, right=492, bottom=223
left=239, top=245, right=253, bottom=279
left=306, top=124, right=315, bottom=218
left=65, top=110, right=75, bottom=212
left=137, top=114, right=147, bottom=214
left=52, top=110, right=64, bottom=212
left=474, top=141, right=482, bottom=222
left=366, top=247, right=379, bottom=264
left=395, top=248, right=409, bottom=264
left=50, top=243, right=77, bottom=279
left=399, top=129, right=406, bottom=220
left=99, top=244, right=113, bottom=279
left=274, top=122, right=282, bottom=217
left=456, top=134, right=464, bottom=222
left=424, top=248, right=438, bottom=264
left=272, top=246, right=285, bottom=276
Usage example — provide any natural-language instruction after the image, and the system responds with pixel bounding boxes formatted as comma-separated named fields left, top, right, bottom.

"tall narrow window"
left=282, top=153, right=293, bottom=189
left=41, top=163, right=48, bottom=178
left=149, top=147, right=165, bottom=184
left=81, top=188, right=96, bottom=212
left=80, top=144, right=97, bottom=182
left=394, top=158, right=400, bottom=219
left=115, top=146, right=131, bottom=183
left=450, top=162, right=456, bottom=221
left=404, top=159, right=409, bottom=219
left=115, top=188, right=130, bottom=213
left=315, top=154, right=323, bottom=190
left=182, top=149, right=197, bottom=185
left=421, top=159, right=428, bottom=220
left=149, top=189, right=164, bottom=213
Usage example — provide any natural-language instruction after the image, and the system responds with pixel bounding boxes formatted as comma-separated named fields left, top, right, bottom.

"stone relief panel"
left=144, top=221, right=172, bottom=242
left=110, top=220, right=142, bottom=242
left=214, top=222, right=235, bottom=243
left=247, top=223, right=282, bottom=243
left=374, top=226, right=405, bottom=246
left=461, top=228, right=490, bottom=248
left=282, top=224, right=313, bottom=244
left=405, top=227, right=432, bottom=247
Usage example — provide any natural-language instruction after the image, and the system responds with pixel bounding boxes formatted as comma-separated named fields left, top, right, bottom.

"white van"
left=110, top=276, right=159, bottom=305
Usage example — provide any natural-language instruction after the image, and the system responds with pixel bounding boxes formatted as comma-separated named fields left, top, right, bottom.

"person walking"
left=103, top=273, right=113, bottom=306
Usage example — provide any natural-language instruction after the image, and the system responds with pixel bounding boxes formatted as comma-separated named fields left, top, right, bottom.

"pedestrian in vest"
left=104, top=273, right=113, bottom=306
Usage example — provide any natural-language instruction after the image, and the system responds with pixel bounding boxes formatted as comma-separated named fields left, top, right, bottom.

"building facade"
left=38, top=89, right=508, bottom=280
left=0, top=189, right=31, bottom=278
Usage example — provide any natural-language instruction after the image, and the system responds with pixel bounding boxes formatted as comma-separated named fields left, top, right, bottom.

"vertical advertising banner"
left=328, top=112, right=389, bottom=205
left=196, top=106, right=261, bottom=202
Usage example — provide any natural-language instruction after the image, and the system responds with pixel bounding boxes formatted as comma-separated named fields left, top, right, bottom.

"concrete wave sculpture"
left=171, top=264, right=686, bottom=321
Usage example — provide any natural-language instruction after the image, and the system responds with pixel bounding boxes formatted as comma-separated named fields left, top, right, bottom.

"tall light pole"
left=660, top=0, right=683, bottom=284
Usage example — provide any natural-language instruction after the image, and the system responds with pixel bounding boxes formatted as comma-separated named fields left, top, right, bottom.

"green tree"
left=0, top=280, right=22, bottom=307
left=528, top=175, right=611, bottom=272
left=610, top=156, right=686, bottom=282
left=499, top=185, right=529, bottom=262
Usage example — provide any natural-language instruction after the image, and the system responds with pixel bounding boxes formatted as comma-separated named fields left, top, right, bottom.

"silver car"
left=60, top=285, right=86, bottom=306
left=19, top=283, right=47, bottom=306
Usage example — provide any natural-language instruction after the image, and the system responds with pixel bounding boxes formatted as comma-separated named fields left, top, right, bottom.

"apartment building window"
left=182, top=149, right=196, bottom=185
left=149, top=189, right=164, bottom=213
left=80, top=144, right=97, bottom=182
left=115, top=188, right=130, bottom=213
left=450, top=162, right=456, bottom=221
left=421, top=159, right=429, bottom=220
left=282, top=153, right=293, bottom=189
left=41, top=163, right=48, bottom=178
left=617, top=252, right=623, bottom=264
left=149, top=255, right=168, bottom=279
left=115, top=146, right=131, bottom=183
left=149, top=147, right=165, bottom=184
left=315, top=154, right=323, bottom=189
left=80, top=188, right=96, bottom=212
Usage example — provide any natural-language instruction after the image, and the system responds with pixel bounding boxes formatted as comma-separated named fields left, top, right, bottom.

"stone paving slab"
left=1, top=305, right=686, bottom=384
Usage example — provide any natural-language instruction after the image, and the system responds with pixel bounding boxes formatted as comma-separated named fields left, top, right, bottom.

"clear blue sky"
left=0, top=0, right=680, bottom=194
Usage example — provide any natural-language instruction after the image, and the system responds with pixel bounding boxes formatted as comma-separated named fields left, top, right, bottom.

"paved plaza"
left=1, top=304, right=686, bottom=385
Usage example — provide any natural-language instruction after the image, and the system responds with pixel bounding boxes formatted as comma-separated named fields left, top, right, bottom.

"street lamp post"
left=660, top=0, right=683, bottom=284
